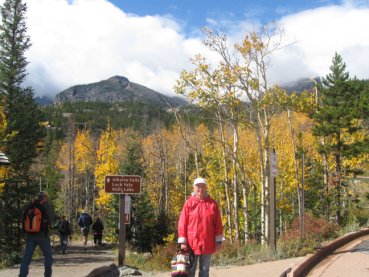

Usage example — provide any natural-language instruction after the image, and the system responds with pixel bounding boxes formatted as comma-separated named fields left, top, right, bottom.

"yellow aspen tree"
left=201, top=125, right=234, bottom=239
left=171, top=124, right=191, bottom=199
left=238, top=126, right=261, bottom=241
left=94, top=126, right=119, bottom=213
left=176, top=25, right=288, bottom=244
left=56, top=121, right=77, bottom=220
left=167, top=125, right=192, bottom=217
left=142, top=133, right=160, bottom=210
left=270, top=111, right=319, bottom=232
left=142, top=127, right=174, bottom=213
left=262, top=88, right=313, bottom=228
left=74, top=129, right=96, bottom=210
left=175, top=51, right=242, bottom=241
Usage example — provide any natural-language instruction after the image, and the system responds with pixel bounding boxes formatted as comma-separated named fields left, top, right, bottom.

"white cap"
left=193, top=177, right=207, bottom=186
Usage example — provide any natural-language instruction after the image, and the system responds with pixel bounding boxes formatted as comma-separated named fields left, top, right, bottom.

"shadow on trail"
left=33, top=243, right=116, bottom=268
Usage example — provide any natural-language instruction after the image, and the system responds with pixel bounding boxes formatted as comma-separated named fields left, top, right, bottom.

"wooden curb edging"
left=288, top=227, right=369, bottom=277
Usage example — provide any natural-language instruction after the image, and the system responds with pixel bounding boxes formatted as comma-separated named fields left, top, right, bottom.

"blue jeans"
left=59, top=234, right=69, bottom=252
left=19, top=235, right=53, bottom=277
left=189, top=254, right=212, bottom=277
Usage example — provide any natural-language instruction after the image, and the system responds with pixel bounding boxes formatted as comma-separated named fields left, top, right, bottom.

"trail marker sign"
left=124, top=195, right=131, bottom=225
left=270, top=152, right=278, bottom=178
left=104, top=175, right=141, bottom=267
left=105, top=175, right=141, bottom=194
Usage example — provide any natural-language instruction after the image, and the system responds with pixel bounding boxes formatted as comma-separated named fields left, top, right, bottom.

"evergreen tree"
left=0, top=0, right=44, bottom=264
left=120, top=131, right=170, bottom=251
left=127, top=190, right=157, bottom=251
left=312, top=53, right=367, bottom=224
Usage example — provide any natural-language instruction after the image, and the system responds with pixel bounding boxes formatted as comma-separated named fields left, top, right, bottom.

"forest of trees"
left=0, top=0, right=368, bottom=267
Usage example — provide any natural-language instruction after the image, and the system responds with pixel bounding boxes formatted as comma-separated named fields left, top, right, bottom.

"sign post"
left=105, top=175, right=141, bottom=266
left=119, top=194, right=126, bottom=266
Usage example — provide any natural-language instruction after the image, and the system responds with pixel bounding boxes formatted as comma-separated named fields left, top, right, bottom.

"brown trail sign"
left=104, top=175, right=141, bottom=194
left=104, top=175, right=142, bottom=267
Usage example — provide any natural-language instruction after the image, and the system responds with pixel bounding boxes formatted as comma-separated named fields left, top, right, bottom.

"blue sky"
left=0, top=0, right=368, bottom=98
left=110, top=0, right=343, bottom=33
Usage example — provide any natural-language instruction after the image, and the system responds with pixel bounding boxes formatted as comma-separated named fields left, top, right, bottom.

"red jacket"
left=178, top=194, right=223, bottom=255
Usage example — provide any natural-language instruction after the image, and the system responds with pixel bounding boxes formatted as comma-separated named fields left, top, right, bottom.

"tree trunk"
left=287, top=109, right=303, bottom=222
left=217, top=111, right=233, bottom=242
left=232, top=122, right=240, bottom=241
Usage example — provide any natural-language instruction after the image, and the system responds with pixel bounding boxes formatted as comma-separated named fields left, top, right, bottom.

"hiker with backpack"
left=91, top=217, right=104, bottom=247
left=78, top=210, right=92, bottom=251
left=54, top=214, right=72, bottom=254
left=19, top=191, right=54, bottom=277
left=177, top=178, right=223, bottom=277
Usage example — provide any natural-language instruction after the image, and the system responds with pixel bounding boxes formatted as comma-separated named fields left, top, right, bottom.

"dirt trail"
left=0, top=240, right=116, bottom=277
left=0, top=240, right=303, bottom=277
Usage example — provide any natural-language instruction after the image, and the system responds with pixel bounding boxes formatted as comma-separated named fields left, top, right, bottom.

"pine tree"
left=312, top=53, right=366, bottom=224
left=0, top=0, right=44, bottom=263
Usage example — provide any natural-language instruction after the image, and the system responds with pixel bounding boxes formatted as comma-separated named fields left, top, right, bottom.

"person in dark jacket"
left=91, top=217, right=104, bottom=247
left=19, top=191, right=54, bottom=277
left=78, top=210, right=92, bottom=251
left=54, top=214, right=72, bottom=254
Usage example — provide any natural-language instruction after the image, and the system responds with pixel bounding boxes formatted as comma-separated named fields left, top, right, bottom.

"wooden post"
left=118, top=194, right=126, bottom=266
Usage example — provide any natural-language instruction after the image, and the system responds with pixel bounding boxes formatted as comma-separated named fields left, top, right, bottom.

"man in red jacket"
left=178, top=177, right=223, bottom=277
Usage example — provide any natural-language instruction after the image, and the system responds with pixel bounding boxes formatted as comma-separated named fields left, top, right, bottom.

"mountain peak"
left=106, top=75, right=129, bottom=86
left=54, top=75, right=187, bottom=107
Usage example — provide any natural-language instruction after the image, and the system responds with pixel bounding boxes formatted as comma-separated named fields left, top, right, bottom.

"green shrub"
left=212, top=240, right=270, bottom=266
left=126, top=242, right=177, bottom=272
left=0, top=251, right=22, bottom=269
left=277, top=214, right=340, bottom=258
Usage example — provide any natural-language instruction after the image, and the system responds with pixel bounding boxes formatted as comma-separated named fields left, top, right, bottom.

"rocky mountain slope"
left=54, top=75, right=187, bottom=108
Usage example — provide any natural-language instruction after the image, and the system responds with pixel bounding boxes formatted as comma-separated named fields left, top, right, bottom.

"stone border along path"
left=288, top=227, right=369, bottom=277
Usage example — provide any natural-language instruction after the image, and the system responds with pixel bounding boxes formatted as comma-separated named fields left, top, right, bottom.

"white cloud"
left=270, top=3, right=369, bottom=84
left=22, top=0, right=203, bottom=98
left=1, top=0, right=368, bottom=98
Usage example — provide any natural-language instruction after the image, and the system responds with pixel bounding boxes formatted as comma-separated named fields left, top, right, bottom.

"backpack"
left=171, top=249, right=193, bottom=277
left=23, top=200, right=47, bottom=233
left=78, top=213, right=92, bottom=228
left=58, top=220, right=68, bottom=234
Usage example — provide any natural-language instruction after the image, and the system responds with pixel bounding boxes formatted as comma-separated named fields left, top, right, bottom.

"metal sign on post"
left=105, top=175, right=141, bottom=194
left=124, top=195, right=131, bottom=224
left=104, top=175, right=141, bottom=267
left=270, top=152, right=278, bottom=178
left=0, top=152, right=10, bottom=165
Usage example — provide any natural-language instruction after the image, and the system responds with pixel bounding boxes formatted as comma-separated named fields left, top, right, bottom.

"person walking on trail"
left=78, top=210, right=92, bottom=251
left=91, top=217, right=104, bottom=247
left=54, top=214, right=72, bottom=254
left=177, top=178, right=224, bottom=277
left=19, top=191, right=54, bottom=277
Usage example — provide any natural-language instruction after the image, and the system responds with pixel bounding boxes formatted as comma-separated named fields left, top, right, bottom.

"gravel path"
left=0, top=240, right=303, bottom=277
left=0, top=240, right=116, bottom=277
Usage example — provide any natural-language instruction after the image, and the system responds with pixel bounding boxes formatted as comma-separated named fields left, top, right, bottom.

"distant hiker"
left=92, top=217, right=104, bottom=247
left=78, top=210, right=92, bottom=251
left=19, top=191, right=54, bottom=277
left=54, top=214, right=72, bottom=254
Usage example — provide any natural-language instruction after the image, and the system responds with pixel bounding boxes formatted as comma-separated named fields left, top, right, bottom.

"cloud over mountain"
left=0, top=0, right=367, bottom=98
